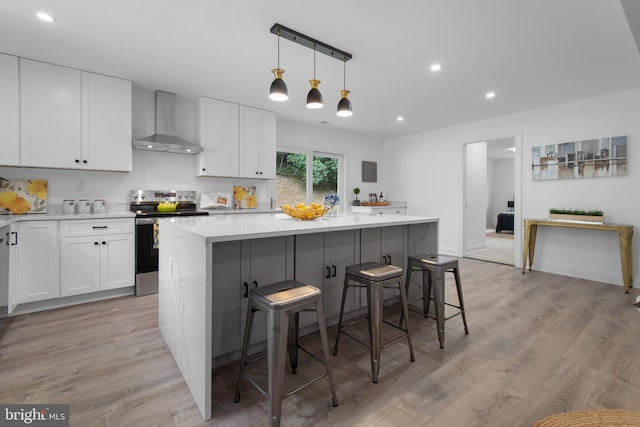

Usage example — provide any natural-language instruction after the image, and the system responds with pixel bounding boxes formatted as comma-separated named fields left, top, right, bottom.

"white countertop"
left=161, top=212, right=438, bottom=243
left=0, top=210, right=134, bottom=227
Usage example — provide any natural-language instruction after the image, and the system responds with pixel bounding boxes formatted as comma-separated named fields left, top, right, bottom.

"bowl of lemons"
left=157, top=201, right=178, bottom=212
left=282, top=203, right=329, bottom=220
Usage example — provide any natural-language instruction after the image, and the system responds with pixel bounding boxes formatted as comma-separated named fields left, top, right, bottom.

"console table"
left=522, top=219, right=634, bottom=293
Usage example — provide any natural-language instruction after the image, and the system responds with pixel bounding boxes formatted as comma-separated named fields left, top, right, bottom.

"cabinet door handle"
left=325, top=266, right=331, bottom=279
left=253, top=280, right=258, bottom=288
left=75, top=159, right=80, bottom=163
left=383, top=255, right=387, bottom=264
left=92, top=226, right=108, bottom=229
left=332, top=265, right=337, bottom=277
left=94, top=242, right=99, bottom=245
left=243, top=282, right=249, bottom=298
left=387, top=255, right=392, bottom=265
left=202, top=168, right=206, bottom=172
left=102, top=241, right=106, bottom=245
left=10, top=231, right=17, bottom=245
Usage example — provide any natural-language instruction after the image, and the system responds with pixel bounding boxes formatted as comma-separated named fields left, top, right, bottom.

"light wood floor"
left=1, top=258, right=639, bottom=426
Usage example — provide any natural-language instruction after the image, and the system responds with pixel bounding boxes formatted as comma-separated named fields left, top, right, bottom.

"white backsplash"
left=0, top=149, right=272, bottom=209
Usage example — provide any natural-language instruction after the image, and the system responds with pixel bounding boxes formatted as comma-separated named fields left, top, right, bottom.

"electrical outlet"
left=76, top=179, right=86, bottom=192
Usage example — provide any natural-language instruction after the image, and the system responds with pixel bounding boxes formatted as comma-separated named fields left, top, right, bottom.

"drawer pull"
left=92, top=226, right=108, bottom=229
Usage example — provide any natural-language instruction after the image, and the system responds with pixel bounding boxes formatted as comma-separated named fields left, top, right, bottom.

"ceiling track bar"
left=270, top=23, right=352, bottom=62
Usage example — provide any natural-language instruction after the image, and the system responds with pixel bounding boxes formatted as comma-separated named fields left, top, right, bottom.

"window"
left=276, top=149, right=343, bottom=208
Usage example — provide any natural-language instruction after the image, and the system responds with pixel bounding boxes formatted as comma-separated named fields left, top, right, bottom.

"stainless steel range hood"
left=133, top=90, right=203, bottom=154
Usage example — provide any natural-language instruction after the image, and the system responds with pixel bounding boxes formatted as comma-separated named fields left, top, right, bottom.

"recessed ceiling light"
left=430, top=63, right=441, bottom=72
left=397, top=116, right=404, bottom=122
left=485, top=91, right=496, bottom=99
left=36, top=12, right=55, bottom=22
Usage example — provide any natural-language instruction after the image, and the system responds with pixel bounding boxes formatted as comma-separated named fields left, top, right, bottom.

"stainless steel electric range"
left=130, top=190, right=209, bottom=296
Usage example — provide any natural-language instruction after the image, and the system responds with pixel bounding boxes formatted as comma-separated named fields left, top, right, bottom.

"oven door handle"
left=136, top=218, right=160, bottom=225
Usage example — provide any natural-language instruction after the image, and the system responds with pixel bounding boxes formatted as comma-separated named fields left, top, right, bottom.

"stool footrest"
left=286, top=372, right=329, bottom=397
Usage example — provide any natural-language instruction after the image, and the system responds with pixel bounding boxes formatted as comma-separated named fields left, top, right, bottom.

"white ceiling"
left=2, top=0, right=640, bottom=140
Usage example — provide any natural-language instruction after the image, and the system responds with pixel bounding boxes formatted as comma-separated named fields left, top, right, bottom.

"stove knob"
left=140, top=193, right=146, bottom=200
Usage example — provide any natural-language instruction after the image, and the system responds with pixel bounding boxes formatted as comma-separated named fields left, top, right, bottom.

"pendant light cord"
left=313, top=44, right=316, bottom=79
left=277, top=33, right=281, bottom=68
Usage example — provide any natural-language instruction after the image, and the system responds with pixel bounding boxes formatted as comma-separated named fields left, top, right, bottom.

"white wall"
left=487, top=158, right=514, bottom=226
left=276, top=118, right=385, bottom=207
left=384, top=88, right=640, bottom=288
left=0, top=86, right=384, bottom=212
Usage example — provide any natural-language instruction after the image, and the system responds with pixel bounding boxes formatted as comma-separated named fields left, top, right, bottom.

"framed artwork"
left=233, top=186, right=257, bottom=209
left=0, top=179, right=48, bottom=214
left=531, top=136, right=627, bottom=180
left=362, top=161, right=377, bottom=182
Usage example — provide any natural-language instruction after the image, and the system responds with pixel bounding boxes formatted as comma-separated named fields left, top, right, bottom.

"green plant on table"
left=549, top=208, right=604, bottom=216
left=352, top=187, right=360, bottom=200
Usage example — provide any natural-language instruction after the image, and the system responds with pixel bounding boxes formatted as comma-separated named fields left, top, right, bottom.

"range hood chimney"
left=133, top=90, right=203, bottom=154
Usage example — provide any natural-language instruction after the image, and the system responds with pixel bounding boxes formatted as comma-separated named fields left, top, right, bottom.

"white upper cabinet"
left=0, top=53, right=20, bottom=166
left=239, top=106, right=276, bottom=179
left=82, top=72, right=132, bottom=172
left=20, top=59, right=82, bottom=169
left=197, top=97, right=276, bottom=179
left=197, top=97, right=239, bottom=177
left=19, top=58, right=132, bottom=171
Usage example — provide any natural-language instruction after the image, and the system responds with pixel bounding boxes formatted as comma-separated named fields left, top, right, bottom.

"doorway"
left=463, top=134, right=521, bottom=266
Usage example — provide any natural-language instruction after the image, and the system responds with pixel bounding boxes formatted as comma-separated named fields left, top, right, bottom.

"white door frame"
left=461, top=130, right=523, bottom=268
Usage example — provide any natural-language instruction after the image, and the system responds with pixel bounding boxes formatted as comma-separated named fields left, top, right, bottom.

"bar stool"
left=333, top=262, right=415, bottom=383
left=234, top=280, right=339, bottom=427
left=403, top=254, right=469, bottom=348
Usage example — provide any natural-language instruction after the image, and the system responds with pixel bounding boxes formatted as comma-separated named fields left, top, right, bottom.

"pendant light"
left=269, top=33, right=288, bottom=101
left=306, top=45, right=323, bottom=109
left=336, top=60, right=352, bottom=117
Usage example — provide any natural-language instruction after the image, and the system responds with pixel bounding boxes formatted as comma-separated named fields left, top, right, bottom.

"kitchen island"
left=158, top=212, right=438, bottom=420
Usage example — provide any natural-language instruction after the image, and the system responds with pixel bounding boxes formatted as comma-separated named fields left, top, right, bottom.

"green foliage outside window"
left=276, top=152, right=338, bottom=186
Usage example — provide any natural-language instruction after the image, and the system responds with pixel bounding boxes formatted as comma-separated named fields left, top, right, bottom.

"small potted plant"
left=352, top=187, right=361, bottom=206
left=549, top=208, right=604, bottom=224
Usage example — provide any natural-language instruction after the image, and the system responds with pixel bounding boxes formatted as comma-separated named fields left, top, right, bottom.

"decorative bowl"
left=157, top=202, right=177, bottom=212
left=282, top=203, right=329, bottom=220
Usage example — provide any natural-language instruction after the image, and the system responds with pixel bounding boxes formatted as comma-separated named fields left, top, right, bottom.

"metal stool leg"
left=267, top=309, right=289, bottom=427
left=287, top=312, right=299, bottom=374
left=332, top=274, right=351, bottom=355
left=234, top=301, right=256, bottom=403
left=432, top=265, right=445, bottom=348
left=424, top=268, right=432, bottom=317
left=369, top=282, right=383, bottom=383
left=453, top=267, right=469, bottom=334
left=315, top=299, right=339, bottom=407
left=397, top=277, right=415, bottom=362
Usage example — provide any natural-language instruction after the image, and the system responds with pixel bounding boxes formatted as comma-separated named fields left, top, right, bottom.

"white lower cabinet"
left=60, top=219, right=134, bottom=297
left=211, top=237, right=293, bottom=358
left=17, top=221, right=60, bottom=303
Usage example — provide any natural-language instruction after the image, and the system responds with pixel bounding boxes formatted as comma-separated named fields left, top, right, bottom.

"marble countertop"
left=162, top=212, right=438, bottom=243
left=0, top=210, right=134, bottom=227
